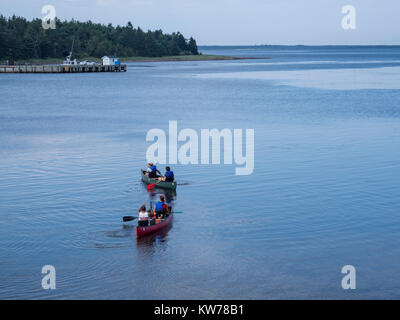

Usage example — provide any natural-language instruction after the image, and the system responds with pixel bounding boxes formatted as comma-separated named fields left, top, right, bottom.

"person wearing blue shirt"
left=154, top=195, right=167, bottom=218
left=162, top=166, right=174, bottom=182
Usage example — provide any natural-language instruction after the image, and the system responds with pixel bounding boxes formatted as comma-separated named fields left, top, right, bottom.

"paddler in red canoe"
left=154, top=195, right=168, bottom=219
left=137, top=202, right=150, bottom=226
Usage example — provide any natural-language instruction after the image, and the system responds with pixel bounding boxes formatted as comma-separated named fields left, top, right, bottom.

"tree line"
left=0, top=15, right=199, bottom=60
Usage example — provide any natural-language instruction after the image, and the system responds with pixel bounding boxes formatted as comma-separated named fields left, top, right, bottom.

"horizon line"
left=198, top=44, right=400, bottom=47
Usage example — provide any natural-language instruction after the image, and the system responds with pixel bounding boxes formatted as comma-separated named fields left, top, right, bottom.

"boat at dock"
left=0, top=39, right=126, bottom=73
left=141, top=170, right=177, bottom=190
left=0, top=64, right=126, bottom=73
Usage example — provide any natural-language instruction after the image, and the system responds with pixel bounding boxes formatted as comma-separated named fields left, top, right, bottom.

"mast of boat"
left=64, top=37, right=75, bottom=65
left=67, top=37, right=75, bottom=61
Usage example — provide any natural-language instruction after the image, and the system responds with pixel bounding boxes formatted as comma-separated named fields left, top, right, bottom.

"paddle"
left=122, top=216, right=137, bottom=222
left=147, top=179, right=162, bottom=190
left=123, top=211, right=183, bottom=222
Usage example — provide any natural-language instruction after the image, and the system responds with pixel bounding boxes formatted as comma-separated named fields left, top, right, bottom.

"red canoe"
left=136, top=212, right=173, bottom=238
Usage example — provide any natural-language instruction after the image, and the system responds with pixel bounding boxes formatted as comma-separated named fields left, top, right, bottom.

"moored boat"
left=136, top=212, right=173, bottom=238
left=141, top=170, right=177, bottom=190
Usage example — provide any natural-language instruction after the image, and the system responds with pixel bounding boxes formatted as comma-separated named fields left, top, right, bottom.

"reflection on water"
left=196, top=66, right=400, bottom=90
left=175, top=181, right=191, bottom=186
left=136, top=223, right=173, bottom=247
left=1, top=46, right=400, bottom=299
left=143, top=184, right=177, bottom=203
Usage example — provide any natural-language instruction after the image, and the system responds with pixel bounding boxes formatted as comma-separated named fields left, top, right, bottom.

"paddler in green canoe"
left=145, top=162, right=161, bottom=179
left=157, top=166, right=175, bottom=182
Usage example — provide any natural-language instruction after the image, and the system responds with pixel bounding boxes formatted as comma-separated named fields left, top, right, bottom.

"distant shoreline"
left=11, top=55, right=264, bottom=65
left=123, top=54, right=262, bottom=62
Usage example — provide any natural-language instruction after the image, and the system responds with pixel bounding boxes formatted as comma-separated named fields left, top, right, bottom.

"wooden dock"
left=0, top=64, right=127, bottom=73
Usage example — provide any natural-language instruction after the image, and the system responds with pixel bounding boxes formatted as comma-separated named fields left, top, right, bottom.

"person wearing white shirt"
left=137, top=202, right=150, bottom=226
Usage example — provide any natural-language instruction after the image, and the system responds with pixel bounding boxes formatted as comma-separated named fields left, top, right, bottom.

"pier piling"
left=0, top=64, right=127, bottom=73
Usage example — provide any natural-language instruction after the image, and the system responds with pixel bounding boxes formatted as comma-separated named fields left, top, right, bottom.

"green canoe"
left=141, top=170, right=177, bottom=190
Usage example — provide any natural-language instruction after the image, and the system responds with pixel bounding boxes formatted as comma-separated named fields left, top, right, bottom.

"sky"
left=1, top=0, right=399, bottom=45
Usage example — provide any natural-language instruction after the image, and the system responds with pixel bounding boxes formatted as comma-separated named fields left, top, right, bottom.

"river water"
left=0, top=46, right=399, bottom=299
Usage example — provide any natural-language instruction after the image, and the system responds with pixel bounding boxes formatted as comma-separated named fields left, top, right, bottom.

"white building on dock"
left=102, top=56, right=120, bottom=66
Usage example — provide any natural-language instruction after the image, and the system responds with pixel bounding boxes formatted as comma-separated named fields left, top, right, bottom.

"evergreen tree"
left=0, top=15, right=199, bottom=60
left=188, top=37, right=198, bottom=55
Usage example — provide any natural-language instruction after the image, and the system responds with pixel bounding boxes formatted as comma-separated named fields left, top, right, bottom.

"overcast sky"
left=1, top=0, right=399, bottom=45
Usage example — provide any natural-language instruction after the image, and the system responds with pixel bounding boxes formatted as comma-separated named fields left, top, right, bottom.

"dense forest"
left=0, top=15, right=199, bottom=60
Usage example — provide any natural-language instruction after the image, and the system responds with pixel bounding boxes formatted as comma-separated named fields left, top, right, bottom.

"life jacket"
left=155, top=201, right=165, bottom=211
left=165, top=171, right=174, bottom=180
left=150, top=165, right=157, bottom=173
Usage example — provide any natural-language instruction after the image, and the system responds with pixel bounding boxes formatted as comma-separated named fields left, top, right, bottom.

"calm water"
left=0, top=46, right=399, bottom=299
